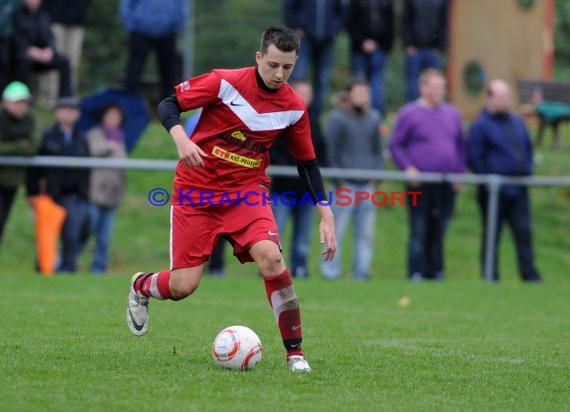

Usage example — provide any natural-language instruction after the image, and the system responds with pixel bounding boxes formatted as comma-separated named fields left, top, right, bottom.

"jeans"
left=290, top=36, right=334, bottom=117
left=407, top=183, right=455, bottom=279
left=125, top=31, right=177, bottom=99
left=272, top=200, right=315, bottom=278
left=351, top=50, right=388, bottom=114
left=89, top=204, right=116, bottom=273
left=321, top=182, right=376, bottom=280
left=405, top=49, right=442, bottom=101
left=58, top=194, right=90, bottom=272
left=476, top=187, right=541, bottom=281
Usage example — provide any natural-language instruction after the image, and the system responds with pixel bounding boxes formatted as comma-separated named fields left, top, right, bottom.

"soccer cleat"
left=287, top=355, right=312, bottom=372
left=126, top=272, right=149, bottom=336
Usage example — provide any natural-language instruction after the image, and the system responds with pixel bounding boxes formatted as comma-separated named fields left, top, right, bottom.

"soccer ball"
left=211, top=325, right=263, bottom=370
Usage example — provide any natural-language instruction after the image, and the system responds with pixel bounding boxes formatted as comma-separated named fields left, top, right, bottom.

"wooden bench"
left=517, top=78, right=570, bottom=150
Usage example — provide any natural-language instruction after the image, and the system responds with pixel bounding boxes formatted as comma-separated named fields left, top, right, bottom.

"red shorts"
left=169, top=201, right=281, bottom=269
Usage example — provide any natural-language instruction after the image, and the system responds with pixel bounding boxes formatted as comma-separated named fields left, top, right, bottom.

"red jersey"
left=172, top=66, right=315, bottom=203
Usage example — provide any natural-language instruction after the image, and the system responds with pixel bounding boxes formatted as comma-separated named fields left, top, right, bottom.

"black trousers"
left=14, top=53, right=72, bottom=97
left=125, top=31, right=177, bottom=99
left=476, top=187, right=541, bottom=281
left=406, top=183, right=456, bottom=278
left=0, top=38, right=11, bottom=94
left=0, top=186, right=18, bottom=246
left=208, top=237, right=226, bottom=275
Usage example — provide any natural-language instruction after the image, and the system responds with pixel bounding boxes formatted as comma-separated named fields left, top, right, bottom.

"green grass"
left=1, top=117, right=569, bottom=411
left=0, top=274, right=568, bottom=411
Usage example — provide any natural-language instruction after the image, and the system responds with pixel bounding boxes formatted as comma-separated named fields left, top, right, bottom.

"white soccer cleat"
left=287, top=355, right=312, bottom=372
left=126, top=272, right=149, bottom=336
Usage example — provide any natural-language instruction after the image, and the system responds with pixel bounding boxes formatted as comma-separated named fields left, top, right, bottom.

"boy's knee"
left=259, top=250, right=284, bottom=275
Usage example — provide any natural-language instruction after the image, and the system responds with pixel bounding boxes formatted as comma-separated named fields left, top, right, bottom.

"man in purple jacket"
left=389, top=69, right=465, bottom=281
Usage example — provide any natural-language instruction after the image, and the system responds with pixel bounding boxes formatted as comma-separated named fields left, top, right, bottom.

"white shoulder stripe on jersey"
left=218, top=79, right=304, bottom=131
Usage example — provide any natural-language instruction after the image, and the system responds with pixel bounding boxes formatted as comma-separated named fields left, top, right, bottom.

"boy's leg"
left=126, top=265, right=204, bottom=336
left=249, top=240, right=311, bottom=372
left=126, top=205, right=218, bottom=336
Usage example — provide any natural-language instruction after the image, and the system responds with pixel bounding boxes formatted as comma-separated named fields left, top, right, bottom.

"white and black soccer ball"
left=212, top=325, right=263, bottom=370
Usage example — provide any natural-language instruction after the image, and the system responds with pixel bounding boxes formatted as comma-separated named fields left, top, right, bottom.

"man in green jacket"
left=0, top=81, right=38, bottom=245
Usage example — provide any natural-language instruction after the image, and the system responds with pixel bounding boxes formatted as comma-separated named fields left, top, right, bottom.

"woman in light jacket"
left=86, top=103, right=127, bottom=274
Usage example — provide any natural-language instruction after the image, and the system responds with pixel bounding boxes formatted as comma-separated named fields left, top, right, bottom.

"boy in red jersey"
left=126, top=26, right=336, bottom=372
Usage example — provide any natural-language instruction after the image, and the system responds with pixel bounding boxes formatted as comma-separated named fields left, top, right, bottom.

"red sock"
left=263, top=269, right=304, bottom=357
left=135, top=270, right=173, bottom=300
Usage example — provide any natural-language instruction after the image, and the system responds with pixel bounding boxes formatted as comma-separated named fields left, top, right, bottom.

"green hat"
left=2, top=81, right=32, bottom=102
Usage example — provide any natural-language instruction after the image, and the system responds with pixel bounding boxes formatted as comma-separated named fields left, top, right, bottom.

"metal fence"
left=2, top=155, right=569, bottom=281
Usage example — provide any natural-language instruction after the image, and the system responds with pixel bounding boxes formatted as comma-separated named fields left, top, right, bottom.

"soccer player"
left=125, top=26, right=337, bottom=372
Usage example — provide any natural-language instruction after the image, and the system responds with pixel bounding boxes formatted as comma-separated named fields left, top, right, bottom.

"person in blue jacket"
left=120, top=0, right=186, bottom=99
left=467, top=79, right=542, bottom=283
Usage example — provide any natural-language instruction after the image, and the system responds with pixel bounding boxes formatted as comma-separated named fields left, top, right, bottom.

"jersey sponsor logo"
left=218, top=79, right=304, bottom=131
left=231, top=130, right=246, bottom=141
left=212, top=145, right=262, bottom=168
left=179, top=80, right=190, bottom=92
left=220, top=131, right=267, bottom=154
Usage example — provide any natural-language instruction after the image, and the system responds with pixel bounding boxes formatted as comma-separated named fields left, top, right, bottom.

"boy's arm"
left=158, top=96, right=207, bottom=167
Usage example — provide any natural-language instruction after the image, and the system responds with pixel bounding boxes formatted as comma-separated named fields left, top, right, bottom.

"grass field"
left=1, top=274, right=569, bottom=412
left=1, top=117, right=569, bottom=411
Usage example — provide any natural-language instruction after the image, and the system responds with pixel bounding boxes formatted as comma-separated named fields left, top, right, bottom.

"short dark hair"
left=345, top=78, right=370, bottom=92
left=260, top=26, right=300, bottom=56
left=99, top=102, right=125, bottom=125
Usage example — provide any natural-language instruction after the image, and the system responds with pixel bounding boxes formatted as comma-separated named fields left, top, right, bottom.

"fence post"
left=484, top=175, right=502, bottom=282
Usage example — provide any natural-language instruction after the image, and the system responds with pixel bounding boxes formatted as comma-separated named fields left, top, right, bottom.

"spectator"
left=321, top=79, right=383, bottom=281
left=86, top=103, right=127, bottom=274
left=467, top=79, right=542, bottom=283
left=346, top=0, right=394, bottom=115
left=0, top=81, right=38, bottom=245
left=270, top=80, right=327, bottom=278
left=402, top=0, right=449, bottom=102
left=389, top=69, right=465, bottom=281
left=284, top=0, right=345, bottom=117
left=27, top=96, right=90, bottom=273
left=0, top=0, right=21, bottom=92
left=43, top=0, right=92, bottom=94
left=120, top=0, right=186, bottom=100
left=12, top=0, right=72, bottom=98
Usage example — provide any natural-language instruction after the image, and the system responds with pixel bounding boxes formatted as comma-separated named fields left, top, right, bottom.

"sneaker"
left=410, top=272, right=424, bottom=282
left=287, top=355, right=312, bottom=372
left=126, top=272, right=149, bottom=336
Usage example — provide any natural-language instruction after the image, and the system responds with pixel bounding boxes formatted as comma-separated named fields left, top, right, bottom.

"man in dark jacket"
left=42, top=0, right=91, bottom=93
left=0, top=81, right=37, bottom=246
left=346, top=0, right=394, bottom=115
left=284, top=0, right=345, bottom=117
left=27, top=97, right=90, bottom=272
left=12, top=0, right=72, bottom=98
left=402, top=0, right=449, bottom=101
left=270, top=80, right=327, bottom=278
left=467, top=79, right=542, bottom=282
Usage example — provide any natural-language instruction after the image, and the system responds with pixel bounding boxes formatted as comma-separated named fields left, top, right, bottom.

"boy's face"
left=349, top=84, right=371, bottom=109
left=3, top=99, right=30, bottom=119
left=255, top=44, right=297, bottom=90
left=55, top=107, right=80, bottom=127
